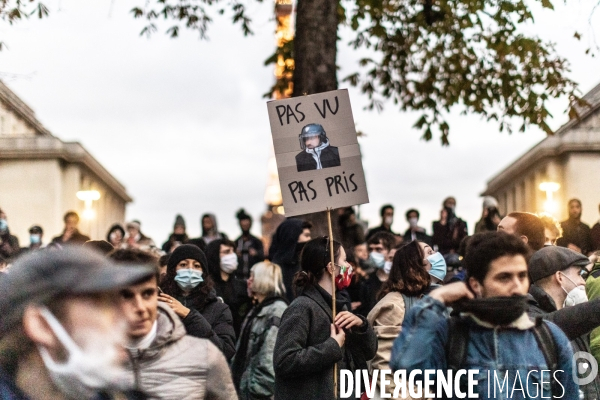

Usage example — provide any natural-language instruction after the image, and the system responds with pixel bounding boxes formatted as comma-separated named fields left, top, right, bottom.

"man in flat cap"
left=295, top=123, right=340, bottom=172
left=0, top=246, right=154, bottom=400
left=528, top=246, right=600, bottom=400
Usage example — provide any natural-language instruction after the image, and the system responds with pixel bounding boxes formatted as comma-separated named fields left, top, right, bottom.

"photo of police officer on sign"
left=295, top=123, right=341, bottom=172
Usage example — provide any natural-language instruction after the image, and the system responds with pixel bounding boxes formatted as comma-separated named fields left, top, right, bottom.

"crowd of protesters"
left=1, top=197, right=600, bottom=399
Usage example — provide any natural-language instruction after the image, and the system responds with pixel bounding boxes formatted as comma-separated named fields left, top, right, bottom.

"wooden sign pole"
left=327, top=208, right=338, bottom=398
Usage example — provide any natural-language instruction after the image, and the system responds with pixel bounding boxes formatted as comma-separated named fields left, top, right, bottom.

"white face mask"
left=409, top=217, right=418, bottom=228
left=37, top=307, right=132, bottom=399
left=383, top=261, right=392, bottom=275
left=384, top=216, right=393, bottom=226
left=560, top=272, right=588, bottom=307
left=220, top=253, right=239, bottom=274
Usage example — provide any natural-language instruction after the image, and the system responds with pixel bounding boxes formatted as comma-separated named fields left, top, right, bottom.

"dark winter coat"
left=51, top=229, right=90, bottom=246
left=295, top=146, right=341, bottom=172
left=432, top=219, right=467, bottom=255
left=365, top=225, right=395, bottom=242
left=274, top=285, right=377, bottom=400
left=592, top=222, right=600, bottom=252
left=402, top=228, right=432, bottom=246
left=528, top=284, right=600, bottom=400
left=270, top=219, right=304, bottom=302
left=558, top=218, right=593, bottom=254
left=234, top=234, right=265, bottom=279
left=176, top=288, right=237, bottom=360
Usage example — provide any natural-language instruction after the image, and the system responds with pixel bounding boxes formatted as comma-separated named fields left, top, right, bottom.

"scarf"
left=452, top=295, right=529, bottom=326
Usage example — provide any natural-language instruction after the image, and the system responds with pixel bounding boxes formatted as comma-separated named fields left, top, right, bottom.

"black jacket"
left=234, top=234, right=264, bottom=279
left=177, top=288, right=237, bottom=360
left=270, top=219, right=305, bottom=302
left=274, top=285, right=377, bottom=400
left=295, top=146, right=341, bottom=172
left=402, top=228, right=432, bottom=245
left=51, top=229, right=90, bottom=245
left=557, top=218, right=593, bottom=255
left=528, top=284, right=600, bottom=400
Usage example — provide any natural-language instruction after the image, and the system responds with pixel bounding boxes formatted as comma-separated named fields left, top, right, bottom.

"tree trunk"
left=292, top=0, right=339, bottom=239
left=292, top=0, right=338, bottom=96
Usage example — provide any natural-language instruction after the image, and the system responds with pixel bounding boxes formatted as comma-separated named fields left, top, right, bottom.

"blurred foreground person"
left=115, top=250, right=237, bottom=399
left=231, top=261, right=288, bottom=399
left=0, top=247, right=154, bottom=400
left=159, top=244, right=236, bottom=360
left=391, top=232, right=577, bottom=399
left=274, top=237, right=377, bottom=400
left=51, top=211, right=90, bottom=246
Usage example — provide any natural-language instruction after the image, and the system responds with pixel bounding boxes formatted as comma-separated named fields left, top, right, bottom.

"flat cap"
left=0, top=246, right=154, bottom=335
left=529, top=246, right=590, bottom=282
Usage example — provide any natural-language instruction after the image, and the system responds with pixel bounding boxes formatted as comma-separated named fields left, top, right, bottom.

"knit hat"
left=174, top=214, right=186, bottom=229
left=126, top=220, right=141, bottom=230
left=167, top=244, right=208, bottom=274
left=529, top=246, right=590, bottom=282
left=482, top=196, right=499, bottom=209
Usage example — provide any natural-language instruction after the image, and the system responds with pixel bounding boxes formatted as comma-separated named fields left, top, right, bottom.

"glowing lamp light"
left=539, top=182, right=560, bottom=215
left=77, top=190, right=101, bottom=219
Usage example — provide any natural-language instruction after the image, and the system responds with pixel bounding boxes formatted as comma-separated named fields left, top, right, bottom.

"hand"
left=335, top=311, right=363, bottom=330
left=350, top=301, right=362, bottom=311
left=330, top=323, right=345, bottom=348
left=158, top=293, right=190, bottom=318
left=429, top=282, right=474, bottom=305
left=248, top=248, right=257, bottom=257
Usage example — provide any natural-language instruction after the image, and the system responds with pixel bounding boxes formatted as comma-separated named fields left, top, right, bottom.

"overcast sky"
left=2, top=0, right=600, bottom=243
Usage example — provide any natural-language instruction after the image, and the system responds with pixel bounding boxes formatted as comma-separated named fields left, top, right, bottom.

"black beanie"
left=167, top=244, right=208, bottom=273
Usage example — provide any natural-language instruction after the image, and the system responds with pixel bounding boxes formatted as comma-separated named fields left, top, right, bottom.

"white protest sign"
left=267, top=89, right=369, bottom=216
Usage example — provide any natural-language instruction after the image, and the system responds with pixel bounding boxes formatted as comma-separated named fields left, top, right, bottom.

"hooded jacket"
left=125, top=303, right=237, bottom=400
left=274, top=285, right=377, bottom=400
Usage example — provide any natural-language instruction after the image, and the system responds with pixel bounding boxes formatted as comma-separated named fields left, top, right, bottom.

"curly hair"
left=377, top=240, right=431, bottom=300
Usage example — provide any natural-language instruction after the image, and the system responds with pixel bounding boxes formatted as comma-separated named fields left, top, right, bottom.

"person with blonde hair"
left=231, top=261, right=288, bottom=399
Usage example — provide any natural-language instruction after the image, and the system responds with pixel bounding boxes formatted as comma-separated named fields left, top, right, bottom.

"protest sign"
left=267, top=89, right=369, bottom=216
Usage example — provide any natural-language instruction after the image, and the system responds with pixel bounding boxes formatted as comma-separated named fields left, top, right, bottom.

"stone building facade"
left=483, top=82, right=600, bottom=224
left=0, top=80, right=132, bottom=243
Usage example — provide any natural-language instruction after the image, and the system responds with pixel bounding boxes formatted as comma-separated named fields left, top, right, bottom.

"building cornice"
left=0, top=81, right=53, bottom=137
left=0, top=136, right=132, bottom=203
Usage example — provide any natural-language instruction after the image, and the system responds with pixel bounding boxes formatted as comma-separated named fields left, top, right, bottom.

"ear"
left=22, top=305, right=59, bottom=349
left=520, top=235, right=529, bottom=244
left=554, top=270, right=565, bottom=285
left=326, top=262, right=335, bottom=275
left=468, top=277, right=483, bottom=298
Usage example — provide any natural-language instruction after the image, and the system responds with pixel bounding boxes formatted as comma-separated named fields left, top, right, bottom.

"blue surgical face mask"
left=427, top=252, right=447, bottom=281
left=30, top=234, right=41, bottom=244
left=0, top=219, right=7, bottom=233
left=174, top=269, right=204, bottom=291
left=369, top=251, right=386, bottom=269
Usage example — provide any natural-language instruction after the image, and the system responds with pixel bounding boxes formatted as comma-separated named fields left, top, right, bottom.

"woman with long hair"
left=273, top=237, right=377, bottom=400
left=231, top=261, right=288, bottom=399
left=367, top=240, right=446, bottom=398
left=159, top=244, right=236, bottom=360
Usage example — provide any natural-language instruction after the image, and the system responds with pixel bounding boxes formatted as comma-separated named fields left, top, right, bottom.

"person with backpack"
left=367, top=240, right=446, bottom=399
left=390, top=231, right=578, bottom=399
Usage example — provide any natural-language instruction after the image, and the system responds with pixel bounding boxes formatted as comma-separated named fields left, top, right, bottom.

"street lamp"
left=76, top=190, right=101, bottom=219
left=539, top=182, right=560, bottom=215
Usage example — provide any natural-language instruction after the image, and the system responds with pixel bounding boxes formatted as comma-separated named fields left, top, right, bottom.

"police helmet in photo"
left=299, top=123, right=328, bottom=150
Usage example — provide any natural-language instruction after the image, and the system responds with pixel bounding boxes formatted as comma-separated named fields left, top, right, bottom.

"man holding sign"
left=296, top=123, right=341, bottom=172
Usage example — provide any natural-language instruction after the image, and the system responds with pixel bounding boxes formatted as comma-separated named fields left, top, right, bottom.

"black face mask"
left=242, top=229, right=251, bottom=235
left=295, top=242, right=306, bottom=256
left=172, top=234, right=186, bottom=242
left=453, top=295, right=529, bottom=326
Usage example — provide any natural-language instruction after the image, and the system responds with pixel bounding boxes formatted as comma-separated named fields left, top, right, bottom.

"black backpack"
left=446, top=316, right=560, bottom=398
